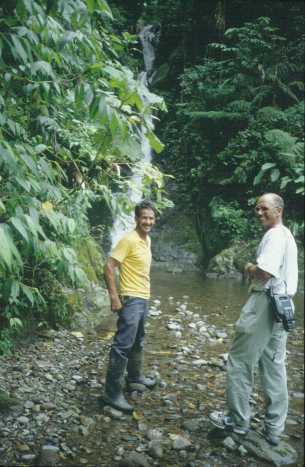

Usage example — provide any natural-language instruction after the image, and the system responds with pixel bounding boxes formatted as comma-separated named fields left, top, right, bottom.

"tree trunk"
left=215, top=0, right=226, bottom=39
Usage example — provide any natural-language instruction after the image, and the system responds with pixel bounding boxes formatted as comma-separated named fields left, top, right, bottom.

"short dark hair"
left=135, top=200, right=156, bottom=218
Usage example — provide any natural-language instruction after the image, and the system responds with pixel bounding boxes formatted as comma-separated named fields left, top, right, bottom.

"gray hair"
left=262, top=193, right=284, bottom=209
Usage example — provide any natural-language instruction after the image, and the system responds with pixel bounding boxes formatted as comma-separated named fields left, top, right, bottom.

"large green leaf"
left=10, top=217, right=30, bottom=243
left=30, top=61, right=55, bottom=78
left=0, top=224, right=13, bottom=270
left=96, top=0, right=113, bottom=19
left=86, top=0, right=95, bottom=14
left=20, top=284, right=34, bottom=306
left=261, top=162, right=276, bottom=171
left=270, top=168, right=280, bottom=182
left=4, top=225, right=23, bottom=267
left=147, top=132, right=165, bottom=154
left=10, top=34, right=28, bottom=63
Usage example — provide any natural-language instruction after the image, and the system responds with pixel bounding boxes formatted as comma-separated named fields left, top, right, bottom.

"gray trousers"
left=226, top=291, right=288, bottom=436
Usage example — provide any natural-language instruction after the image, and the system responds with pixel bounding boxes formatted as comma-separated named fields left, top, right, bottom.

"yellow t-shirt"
left=110, top=230, right=152, bottom=299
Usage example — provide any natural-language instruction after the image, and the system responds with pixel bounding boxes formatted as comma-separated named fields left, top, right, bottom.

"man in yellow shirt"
left=102, top=200, right=156, bottom=413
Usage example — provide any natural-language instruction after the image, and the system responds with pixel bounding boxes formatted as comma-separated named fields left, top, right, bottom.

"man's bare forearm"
left=104, top=258, right=122, bottom=311
left=104, top=262, right=119, bottom=299
left=245, top=262, right=272, bottom=283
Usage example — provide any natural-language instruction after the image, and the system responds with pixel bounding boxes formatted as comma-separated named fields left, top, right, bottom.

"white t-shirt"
left=256, top=224, right=298, bottom=296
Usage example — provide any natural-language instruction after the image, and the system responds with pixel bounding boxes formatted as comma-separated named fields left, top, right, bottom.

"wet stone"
left=24, top=401, right=34, bottom=410
left=17, top=416, right=30, bottom=424
left=148, top=439, right=164, bottom=459
left=38, top=445, right=60, bottom=466
left=118, top=451, right=152, bottom=467
left=16, top=442, right=31, bottom=452
left=21, top=454, right=36, bottom=463
left=182, top=418, right=206, bottom=433
left=146, top=428, right=163, bottom=441
left=103, top=406, right=126, bottom=420
left=223, top=436, right=237, bottom=451
left=172, top=434, right=192, bottom=450
left=234, top=431, right=298, bottom=467
left=238, top=445, right=248, bottom=456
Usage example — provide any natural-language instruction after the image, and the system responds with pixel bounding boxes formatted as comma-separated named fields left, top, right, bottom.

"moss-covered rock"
left=75, top=236, right=105, bottom=284
left=207, top=245, right=241, bottom=277
left=207, top=240, right=304, bottom=285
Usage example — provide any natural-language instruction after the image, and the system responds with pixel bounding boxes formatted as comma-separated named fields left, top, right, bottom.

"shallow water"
left=66, top=271, right=304, bottom=467
left=151, top=270, right=304, bottom=327
left=148, top=270, right=304, bottom=465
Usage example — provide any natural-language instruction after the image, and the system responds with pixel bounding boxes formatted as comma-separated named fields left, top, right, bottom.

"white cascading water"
left=110, top=25, right=160, bottom=247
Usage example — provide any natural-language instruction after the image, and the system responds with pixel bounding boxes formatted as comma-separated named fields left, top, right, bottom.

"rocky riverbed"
left=0, top=278, right=304, bottom=467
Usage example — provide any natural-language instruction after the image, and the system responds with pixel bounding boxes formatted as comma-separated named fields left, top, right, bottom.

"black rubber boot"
left=102, top=350, right=134, bottom=413
left=126, top=349, right=156, bottom=391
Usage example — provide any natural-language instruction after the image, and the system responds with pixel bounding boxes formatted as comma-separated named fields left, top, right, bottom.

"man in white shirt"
left=209, top=193, right=298, bottom=446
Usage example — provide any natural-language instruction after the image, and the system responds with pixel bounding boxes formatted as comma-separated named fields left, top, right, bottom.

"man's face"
left=136, top=208, right=156, bottom=235
left=255, top=196, right=282, bottom=229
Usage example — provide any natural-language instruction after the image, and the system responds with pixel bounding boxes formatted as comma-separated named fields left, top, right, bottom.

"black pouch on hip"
left=268, top=288, right=296, bottom=332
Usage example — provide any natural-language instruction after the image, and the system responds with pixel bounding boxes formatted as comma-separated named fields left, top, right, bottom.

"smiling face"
left=135, top=208, right=156, bottom=237
left=255, top=195, right=283, bottom=229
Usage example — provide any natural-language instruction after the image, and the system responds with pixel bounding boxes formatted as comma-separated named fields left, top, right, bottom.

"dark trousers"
left=111, top=297, right=149, bottom=361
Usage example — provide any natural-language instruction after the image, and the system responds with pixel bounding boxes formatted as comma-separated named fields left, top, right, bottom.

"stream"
left=0, top=271, right=303, bottom=467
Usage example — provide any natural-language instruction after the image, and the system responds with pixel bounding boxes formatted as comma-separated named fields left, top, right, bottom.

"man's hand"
left=245, top=262, right=255, bottom=277
left=244, top=262, right=254, bottom=282
left=110, top=295, right=123, bottom=313
left=244, top=262, right=272, bottom=283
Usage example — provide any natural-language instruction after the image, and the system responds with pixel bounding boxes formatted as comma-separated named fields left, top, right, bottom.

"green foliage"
left=209, top=198, right=248, bottom=243
left=0, top=0, right=169, bottom=352
left=158, top=16, right=304, bottom=258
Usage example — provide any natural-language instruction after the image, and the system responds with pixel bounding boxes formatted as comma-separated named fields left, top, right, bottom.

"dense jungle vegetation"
left=0, top=0, right=304, bottom=352
left=113, top=0, right=304, bottom=259
left=0, top=0, right=169, bottom=352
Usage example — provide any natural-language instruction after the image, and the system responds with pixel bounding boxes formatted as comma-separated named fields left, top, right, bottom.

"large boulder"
left=151, top=212, right=201, bottom=273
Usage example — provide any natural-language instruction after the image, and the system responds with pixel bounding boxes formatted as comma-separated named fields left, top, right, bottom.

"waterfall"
left=139, top=24, right=161, bottom=85
left=110, top=25, right=160, bottom=247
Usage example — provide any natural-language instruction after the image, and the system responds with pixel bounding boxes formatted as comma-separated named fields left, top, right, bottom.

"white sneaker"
left=209, top=411, right=248, bottom=435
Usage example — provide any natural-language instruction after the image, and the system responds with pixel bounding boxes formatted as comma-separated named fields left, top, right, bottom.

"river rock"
left=21, top=453, right=36, bottom=463
left=223, top=436, right=237, bottom=450
left=148, top=439, right=164, bottom=459
left=234, top=431, right=298, bottom=466
left=118, top=451, right=152, bottom=467
left=17, top=416, right=30, bottom=424
left=238, top=445, right=248, bottom=456
left=24, top=400, right=34, bottom=410
left=149, top=309, right=162, bottom=317
left=16, top=442, right=31, bottom=452
left=167, top=322, right=182, bottom=331
left=103, top=406, right=126, bottom=420
left=146, top=428, right=163, bottom=441
left=216, top=331, right=228, bottom=339
left=172, top=434, right=192, bottom=450
left=38, top=445, right=60, bottom=466
left=182, top=417, right=206, bottom=432
left=193, top=359, right=208, bottom=367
